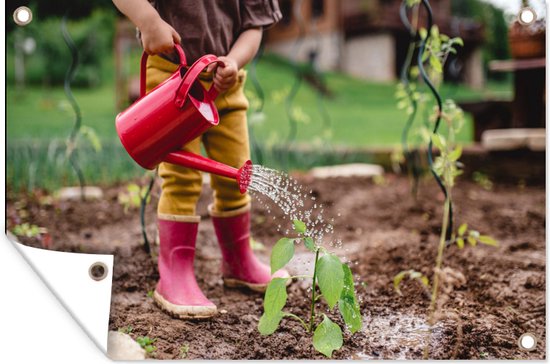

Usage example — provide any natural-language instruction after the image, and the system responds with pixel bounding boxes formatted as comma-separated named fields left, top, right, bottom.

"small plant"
left=146, top=290, right=154, bottom=298
left=118, top=183, right=151, bottom=213
left=395, top=0, right=499, bottom=359
left=179, top=343, right=190, bottom=359
left=12, top=223, right=41, bottom=238
left=136, top=336, right=157, bottom=355
left=258, top=220, right=362, bottom=358
left=472, top=171, right=494, bottom=191
left=118, top=325, right=133, bottom=334
left=393, top=269, right=430, bottom=296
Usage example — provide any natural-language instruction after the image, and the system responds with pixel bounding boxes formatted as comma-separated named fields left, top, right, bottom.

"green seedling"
left=258, top=220, right=362, bottom=358
left=179, top=343, right=190, bottom=359
left=118, top=183, right=151, bottom=213
left=146, top=290, right=154, bottom=298
left=472, top=172, right=494, bottom=191
left=118, top=325, right=133, bottom=334
left=396, top=2, right=498, bottom=358
left=12, top=223, right=42, bottom=238
left=136, top=336, right=157, bottom=355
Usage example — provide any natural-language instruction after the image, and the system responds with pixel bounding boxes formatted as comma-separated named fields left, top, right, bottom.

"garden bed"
left=7, top=174, right=545, bottom=359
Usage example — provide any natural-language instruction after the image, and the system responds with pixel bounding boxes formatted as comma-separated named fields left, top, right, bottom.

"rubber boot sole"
left=223, top=276, right=292, bottom=293
left=153, top=290, right=217, bottom=319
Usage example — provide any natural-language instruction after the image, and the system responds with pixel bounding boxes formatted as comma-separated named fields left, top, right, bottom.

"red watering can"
left=115, top=44, right=252, bottom=193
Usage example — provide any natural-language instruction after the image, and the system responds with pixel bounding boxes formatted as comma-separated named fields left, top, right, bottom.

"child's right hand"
left=140, top=18, right=181, bottom=56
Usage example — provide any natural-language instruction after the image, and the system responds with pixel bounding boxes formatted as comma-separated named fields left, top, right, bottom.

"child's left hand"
left=208, top=56, right=239, bottom=93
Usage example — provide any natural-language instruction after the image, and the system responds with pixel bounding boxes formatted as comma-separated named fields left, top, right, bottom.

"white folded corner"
left=6, top=235, right=113, bottom=354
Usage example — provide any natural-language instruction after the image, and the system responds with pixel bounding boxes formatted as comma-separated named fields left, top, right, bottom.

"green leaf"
left=258, top=311, right=284, bottom=335
left=263, top=278, right=288, bottom=315
left=478, top=235, right=498, bottom=247
left=79, top=126, right=102, bottom=152
left=317, top=253, right=344, bottom=309
left=432, top=134, right=446, bottom=150
left=458, top=223, right=468, bottom=236
left=338, top=264, right=362, bottom=334
left=467, top=236, right=477, bottom=246
left=270, top=238, right=295, bottom=274
left=456, top=237, right=465, bottom=249
left=393, top=271, right=407, bottom=295
left=419, top=28, right=428, bottom=40
left=313, top=315, right=343, bottom=358
left=448, top=145, right=463, bottom=162
left=429, top=55, right=443, bottom=73
left=303, top=237, right=316, bottom=252
left=453, top=37, right=464, bottom=47
left=293, top=220, right=307, bottom=234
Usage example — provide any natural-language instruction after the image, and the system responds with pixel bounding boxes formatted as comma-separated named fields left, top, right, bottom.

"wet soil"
left=7, top=174, right=546, bottom=359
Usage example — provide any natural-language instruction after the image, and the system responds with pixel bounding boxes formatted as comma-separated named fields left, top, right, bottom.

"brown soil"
left=7, top=174, right=546, bottom=360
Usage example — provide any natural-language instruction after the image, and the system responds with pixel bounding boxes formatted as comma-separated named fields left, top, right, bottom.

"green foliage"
left=293, top=219, right=307, bottom=233
left=451, top=0, right=510, bottom=80
left=136, top=336, right=157, bottom=354
left=179, top=343, right=190, bottom=359
left=312, top=315, right=343, bottom=358
left=453, top=223, right=499, bottom=249
left=118, top=325, right=133, bottom=334
left=259, top=220, right=362, bottom=357
left=338, top=265, right=362, bottom=334
left=7, top=9, right=116, bottom=87
left=270, top=238, right=295, bottom=274
left=12, top=223, right=42, bottom=238
left=317, top=253, right=344, bottom=309
left=258, top=311, right=285, bottom=335
left=472, top=171, right=494, bottom=191
left=117, top=183, right=151, bottom=213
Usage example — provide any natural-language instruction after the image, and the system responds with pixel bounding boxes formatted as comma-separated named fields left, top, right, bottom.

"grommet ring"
left=13, top=6, right=33, bottom=26
left=518, top=332, right=537, bottom=352
left=89, top=262, right=108, bottom=281
left=518, top=7, right=537, bottom=26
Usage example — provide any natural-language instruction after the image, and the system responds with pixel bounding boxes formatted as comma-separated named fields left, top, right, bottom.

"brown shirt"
left=151, top=0, right=282, bottom=64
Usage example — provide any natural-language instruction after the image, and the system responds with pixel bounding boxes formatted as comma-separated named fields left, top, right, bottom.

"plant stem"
left=309, top=248, right=320, bottom=333
left=283, top=312, right=309, bottom=331
left=424, top=195, right=451, bottom=359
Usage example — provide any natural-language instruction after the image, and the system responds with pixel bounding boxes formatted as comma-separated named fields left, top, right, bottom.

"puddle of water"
left=354, top=312, right=444, bottom=360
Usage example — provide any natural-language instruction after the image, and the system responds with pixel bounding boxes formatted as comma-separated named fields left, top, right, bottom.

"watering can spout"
left=164, top=151, right=252, bottom=194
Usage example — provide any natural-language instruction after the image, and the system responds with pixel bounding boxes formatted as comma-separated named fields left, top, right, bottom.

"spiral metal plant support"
left=61, top=16, right=86, bottom=201
left=140, top=170, right=157, bottom=254
left=417, top=0, right=453, bottom=238
left=399, top=1, right=422, bottom=198
left=309, top=18, right=332, bottom=145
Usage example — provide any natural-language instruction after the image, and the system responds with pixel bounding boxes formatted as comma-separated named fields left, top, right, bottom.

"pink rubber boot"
left=209, top=204, right=290, bottom=293
left=154, top=215, right=217, bottom=318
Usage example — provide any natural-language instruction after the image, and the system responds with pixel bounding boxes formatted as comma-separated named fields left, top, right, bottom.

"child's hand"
left=140, top=18, right=181, bottom=56
left=210, top=56, right=239, bottom=93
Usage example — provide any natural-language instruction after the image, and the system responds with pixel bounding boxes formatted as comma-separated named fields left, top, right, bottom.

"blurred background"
left=5, top=0, right=546, bottom=193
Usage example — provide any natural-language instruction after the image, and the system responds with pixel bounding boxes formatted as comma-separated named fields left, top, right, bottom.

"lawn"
left=6, top=54, right=513, bottom=191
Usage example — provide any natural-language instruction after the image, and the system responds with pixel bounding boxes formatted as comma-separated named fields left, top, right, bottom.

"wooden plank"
left=489, top=58, right=546, bottom=72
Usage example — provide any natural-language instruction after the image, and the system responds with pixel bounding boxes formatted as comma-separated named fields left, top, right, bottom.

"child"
left=112, top=0, right=288, bottom=319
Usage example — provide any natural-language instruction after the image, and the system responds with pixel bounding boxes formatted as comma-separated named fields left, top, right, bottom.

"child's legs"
left=146, top=55, right=203, bottom=216
left=204, top=70, right=251, bottom=213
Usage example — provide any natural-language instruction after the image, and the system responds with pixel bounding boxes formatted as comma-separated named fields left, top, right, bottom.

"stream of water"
left=247, top=165, right=342, bottom=250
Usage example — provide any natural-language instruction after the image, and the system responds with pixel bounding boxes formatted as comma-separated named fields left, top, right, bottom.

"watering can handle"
left=139, top=44, right=187, bottom=98
left=174, top=55, right=225, bottom=108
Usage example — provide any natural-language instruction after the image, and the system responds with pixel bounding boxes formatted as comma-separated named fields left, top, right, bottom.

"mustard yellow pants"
left=146, top=55, right=251, bottom=216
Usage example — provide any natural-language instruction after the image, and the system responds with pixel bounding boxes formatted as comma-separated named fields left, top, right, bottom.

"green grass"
left=6, top=53, right=512, bottom=192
